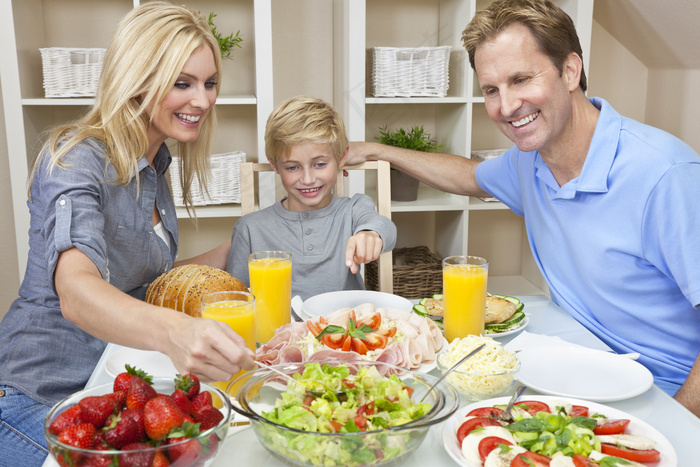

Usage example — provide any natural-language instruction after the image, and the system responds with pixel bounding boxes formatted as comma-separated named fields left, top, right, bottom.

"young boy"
left=226, top=96, right=397, bottom=300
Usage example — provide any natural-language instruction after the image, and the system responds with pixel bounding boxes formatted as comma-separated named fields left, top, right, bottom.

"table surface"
left=47, top=294, right=698, bottom=466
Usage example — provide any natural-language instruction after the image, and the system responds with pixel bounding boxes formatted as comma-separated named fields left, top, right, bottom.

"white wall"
left=587, top=21, right=648, bottom=123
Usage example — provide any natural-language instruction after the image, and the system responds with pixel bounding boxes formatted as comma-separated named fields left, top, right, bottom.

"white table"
left=55, top=295, right=699, bottom=466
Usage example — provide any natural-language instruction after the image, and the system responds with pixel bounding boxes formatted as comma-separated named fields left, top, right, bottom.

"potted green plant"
left=375, top=125, right=443, bottom=201
left=207, top=12, right=243, bottom=58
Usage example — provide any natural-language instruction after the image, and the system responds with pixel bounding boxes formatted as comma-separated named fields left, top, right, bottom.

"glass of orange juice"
left=248, top=251, right=292, bottom=346
left=442, top=256, right=488, bottom=342
left=201, top=291, right=255, bottom=392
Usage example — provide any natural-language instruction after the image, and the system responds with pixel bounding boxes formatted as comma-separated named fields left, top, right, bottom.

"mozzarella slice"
left=461, top=426, right=516, bottom=466
left=549, top=455, right=576, bottom=467
left=483, top=445, right=527, bottom=467
left=546, top=399, right=572, bottom=415
left=597, top=434, right=656, bottom=451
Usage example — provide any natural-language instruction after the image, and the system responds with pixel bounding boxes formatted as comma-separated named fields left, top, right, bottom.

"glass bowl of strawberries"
left=44, top=368, right=231, bottom=466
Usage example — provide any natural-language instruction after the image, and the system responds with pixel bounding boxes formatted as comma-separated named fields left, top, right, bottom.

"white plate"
left=443, top=395, right=677, bottom=467
left=516, top=346, right=654, bottom=401
left=484, top=315, right=529, bottom=338
left=105, top=348, right=178, bottom=378
left=301, top=290, right=413, bottom=318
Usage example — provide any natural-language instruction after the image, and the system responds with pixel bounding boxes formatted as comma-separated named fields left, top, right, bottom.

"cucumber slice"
left=491, top=294, right=525, bottom=314
left=485, top=311, right=526, bottom=331
left=418, top=298, right=428, bottom=306
left=413, top=304, right=430, bottom=317
left=432, top=294, right=443, bottom=300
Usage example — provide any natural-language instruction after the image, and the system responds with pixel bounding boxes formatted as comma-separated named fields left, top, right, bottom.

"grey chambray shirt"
left=0, top=139, right=177, bottom=406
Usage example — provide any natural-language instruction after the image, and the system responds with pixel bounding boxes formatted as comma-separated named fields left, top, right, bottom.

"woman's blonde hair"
left=265, top=96, right=348, bottom=165
left=462, top=0, right=587, bottom=92
left=31, top=1, right=222, bottom=210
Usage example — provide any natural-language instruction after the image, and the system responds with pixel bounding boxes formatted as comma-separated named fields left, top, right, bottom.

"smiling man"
left=347, top=0, right=700, bottom=417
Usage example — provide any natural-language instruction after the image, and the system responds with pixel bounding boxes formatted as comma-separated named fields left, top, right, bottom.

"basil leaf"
left=356, top=324, right=376, bottom=334
left=314, top=325, right=347, bottom=340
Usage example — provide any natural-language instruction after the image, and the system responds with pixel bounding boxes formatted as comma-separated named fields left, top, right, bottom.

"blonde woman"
left=0, top=2, right=253, bottom=462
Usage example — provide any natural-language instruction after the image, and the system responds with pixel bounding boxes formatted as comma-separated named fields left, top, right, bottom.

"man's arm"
left=674, top=351, right=700, bottom=417
left=346, top=142, right=491, bottom=198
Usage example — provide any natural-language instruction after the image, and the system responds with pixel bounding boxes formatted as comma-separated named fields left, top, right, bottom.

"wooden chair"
left=239, top=160, right=393, bottom=293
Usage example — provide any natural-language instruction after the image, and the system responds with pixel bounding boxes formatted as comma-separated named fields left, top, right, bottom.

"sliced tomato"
left=510, top=450, right=551, bottom=466
left=569, top=405, right=589, bottom=417
left=593, top=418, right=630, bottom=435
left=348, top=310, right=357, bottom=326
left=353, top=415, right=367, bottom=430
left=303, top=395, right=315, bottom=406
left=478, top=436, right=513, bottom=463
left=306, top=320, right=323, bottom=336
left=456, top=417, right=503, bottom=445
left=514, top=400, right=551, bottom=416
left=358, top=401, right=375, bottom=416
left=572, top=454, right=598, bottom=467
left=364, top=333, right=388, bottom=351
left=318, top=316, right=328, bottom=325
left=329, top=420, right=343, bottom=432
left=321, top=332, right=348, bottom=350
left=356, top=312, right=381, bottom=330
left=351, top=337, right=368, bottom=355
left=342, top=378, right=355, bottom=389
left=600, top=444, right=660, bottom=463
left=339, top=334, right=352, bottom=351
left=467, top=406, right=506, bottom=418
left=402, top=386, right=414, bottom=398
left=374, top=326, right=397, bottom=338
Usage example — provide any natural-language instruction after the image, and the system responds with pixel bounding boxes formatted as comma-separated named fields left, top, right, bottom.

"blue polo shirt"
left=476, top=97, right=700, bottom=395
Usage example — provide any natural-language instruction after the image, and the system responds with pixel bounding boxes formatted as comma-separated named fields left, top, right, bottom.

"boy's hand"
left=345, top=230, right=383, bottom=274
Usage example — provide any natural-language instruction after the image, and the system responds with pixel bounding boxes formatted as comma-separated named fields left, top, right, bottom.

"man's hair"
left=462, top=0, right=587, bottom=92
left=265, top=96, right=348, bottom=164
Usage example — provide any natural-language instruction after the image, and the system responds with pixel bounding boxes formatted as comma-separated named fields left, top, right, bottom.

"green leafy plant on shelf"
left=207, top=12, right=243, bottom=59
left=375, top=125, right=443, bottom=153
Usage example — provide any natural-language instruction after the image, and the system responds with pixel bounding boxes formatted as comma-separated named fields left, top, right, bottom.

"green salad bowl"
left=228, top=359, right=459, bottom=467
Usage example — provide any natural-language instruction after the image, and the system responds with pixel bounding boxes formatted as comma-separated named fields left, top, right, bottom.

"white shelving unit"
left=0, top=0, right=274, bottom=280
left=2, top=0, right=593, bottom=297
left=334, top=0, right=593, bottom=296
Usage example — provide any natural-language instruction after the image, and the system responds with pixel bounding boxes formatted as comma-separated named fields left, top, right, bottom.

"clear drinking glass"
left=442, top=256, right=488, bottom=342
left=248, top=251, right=292, bottom=346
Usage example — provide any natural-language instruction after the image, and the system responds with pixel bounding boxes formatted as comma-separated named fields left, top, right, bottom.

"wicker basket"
left=170, top=151, right=246, bottom=206
left=372, top=46, right=451, bottom=97
left=365, top=246, right=443, bottom=299
left=40, top=48, right=106, bottom=98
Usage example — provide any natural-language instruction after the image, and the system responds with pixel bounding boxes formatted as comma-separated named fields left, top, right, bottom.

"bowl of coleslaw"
left=227, top=360, right=459, bottom=466
left=436, top=335, right=520, bottom=401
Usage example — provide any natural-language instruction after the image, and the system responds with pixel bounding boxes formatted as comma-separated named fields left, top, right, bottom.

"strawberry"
left=189, top=390, right=212, bottom=414
left=170, top=388, right=192, bottom=416
left=79, top=395, right=116, bottom=428
left=114, top=364, right=153, bottom=393
left=200, top=433, right=220, bottom=462
left=120, top=442, right=156, bottom=467
left=126, top=376, right=157, bottom=411
left=80, top=452, right=113, bottom=467
left=144, top=395, right=185, bottom=441
left=152, top=450, right=171, bottom=467
left=103, top=413, right=141, bottom=449
left=48, top=404, right=83, bottom=436
left=174, top=373, right=200, bottom=400
left=193, top=405, right=224, bottom=431
left=120, top=408, right=146, bottom=441
left=57, top=423, right=96, bottom=463
left=166, top=422, right=202, bottom=464
left=103, top=390, right=127, bottom=411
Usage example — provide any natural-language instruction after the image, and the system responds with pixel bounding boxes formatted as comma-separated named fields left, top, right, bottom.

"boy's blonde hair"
left=265, top=96, right=348, bottom=165
left=31, top=1, right=222, bottom=210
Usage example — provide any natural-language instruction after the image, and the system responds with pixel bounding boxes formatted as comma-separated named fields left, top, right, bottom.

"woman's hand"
left=164, top=316, right=256, bottom=383
left=345, top=230, right=383, bottom=274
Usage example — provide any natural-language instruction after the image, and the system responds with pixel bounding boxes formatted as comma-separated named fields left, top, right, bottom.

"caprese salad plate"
left=442, top=395, right=676, bottom=467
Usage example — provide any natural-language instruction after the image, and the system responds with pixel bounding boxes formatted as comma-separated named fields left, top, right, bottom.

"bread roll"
left=145, top=265, right=248, bottom=318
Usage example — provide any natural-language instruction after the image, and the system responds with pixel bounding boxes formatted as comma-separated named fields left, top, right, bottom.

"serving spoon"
left=419, top=343, right=486, bottom=403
